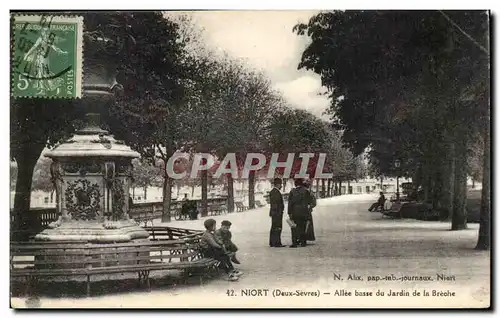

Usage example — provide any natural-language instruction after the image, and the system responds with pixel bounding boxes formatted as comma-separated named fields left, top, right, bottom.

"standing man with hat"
left=288, top=178, right=315, bottom=247
left=269, top=178, right=286, bottom=247
left=303, top=179, right=317, bottom=242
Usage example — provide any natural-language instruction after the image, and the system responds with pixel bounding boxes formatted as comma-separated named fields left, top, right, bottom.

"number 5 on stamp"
left=11, top=15, right=83, bottom=98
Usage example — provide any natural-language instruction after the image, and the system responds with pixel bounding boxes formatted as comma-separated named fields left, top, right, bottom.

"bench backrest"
left=11, top=236, right=204, bottom=272
left=145, top=226, right=203, bottom=241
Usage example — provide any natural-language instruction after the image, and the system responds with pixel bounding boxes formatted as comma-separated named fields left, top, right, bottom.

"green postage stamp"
left=11, top=15, right=83, bottom=98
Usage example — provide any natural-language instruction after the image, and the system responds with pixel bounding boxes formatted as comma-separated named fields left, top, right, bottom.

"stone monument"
left=34, top=30, right=149, bottom=243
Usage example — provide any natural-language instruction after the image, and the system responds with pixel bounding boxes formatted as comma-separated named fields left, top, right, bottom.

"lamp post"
left=394, top=159, right=401, bottom=201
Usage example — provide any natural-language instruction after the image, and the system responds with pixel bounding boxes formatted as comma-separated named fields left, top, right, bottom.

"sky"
left=169, top=11, right=331, bottom=119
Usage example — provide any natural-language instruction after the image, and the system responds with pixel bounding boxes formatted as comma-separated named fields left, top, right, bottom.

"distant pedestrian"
left=181, top=194, right=198, bottom=220
left=269, top=178, right=285, bottom=247
left=368, top=192, right=386, bottom=212
left=287, top=178, right=315, bottom=248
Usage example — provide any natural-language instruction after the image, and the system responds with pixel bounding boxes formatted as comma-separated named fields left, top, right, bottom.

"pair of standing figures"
left=269, top=178, right=316, bottom=248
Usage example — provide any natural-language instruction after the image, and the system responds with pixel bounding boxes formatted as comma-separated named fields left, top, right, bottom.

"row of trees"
left=11, top=12, right=364, bottom=229
left=295, top=10, right=490, bottom=249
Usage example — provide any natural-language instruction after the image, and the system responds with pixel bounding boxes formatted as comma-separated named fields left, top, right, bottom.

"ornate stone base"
left=34, top=220, right=149, bottom=242
left=34, top=220, right=150, bottom=270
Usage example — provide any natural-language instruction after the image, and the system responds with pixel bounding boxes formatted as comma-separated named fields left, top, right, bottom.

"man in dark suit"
left=269, top=178, right=286, bottom=247
left=288, top=178, right=315, bottom=247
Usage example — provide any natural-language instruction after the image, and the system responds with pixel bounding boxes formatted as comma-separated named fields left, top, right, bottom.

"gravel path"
left=11, top=194, right=490, bottom=308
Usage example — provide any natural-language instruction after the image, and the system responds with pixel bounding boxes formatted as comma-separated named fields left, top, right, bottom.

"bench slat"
left=12, top=259, right=217, bottom=277
left=11, top=240, right=196, bottom=251
left=11, top=244, right=201, bottom=257
left=12, top=250, right=200, bottom=266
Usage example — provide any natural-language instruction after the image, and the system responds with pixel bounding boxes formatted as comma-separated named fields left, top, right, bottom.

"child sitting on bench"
left=215, top=220, right=241, bottom=264
left=199, top=218, right=242, bottom=281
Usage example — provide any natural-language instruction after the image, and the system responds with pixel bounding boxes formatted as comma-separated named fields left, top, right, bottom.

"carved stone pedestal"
left=33, top=36, right=150, bottom=268
left=32, top=112, right=150, bottom=268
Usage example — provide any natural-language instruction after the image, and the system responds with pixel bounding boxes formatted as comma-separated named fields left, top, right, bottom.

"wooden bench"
left=235, top=202, right=248, bottom=212
left=208, top=203, right=227, bottom=216
left=11, top=233, right=219, bottom=297
left=174, top=211, right=190, bottom=221
left=374, top=199, right=389, bottom=212
left=130, top=204, right=156, bottom=227
left=131, top=202, right=185, bottom=224
left=255, top=200, right=266, bottom=208
left=145, top=226, right=203, bottom=241
left=380, top=201, right=403, bottom=218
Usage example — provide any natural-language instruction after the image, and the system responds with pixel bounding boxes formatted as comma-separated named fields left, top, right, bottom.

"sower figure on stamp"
left=22, top=27, right=68, bottom=95
left=269, top=178, right=286, bottom=247
left=287, top=178, right=315, bottom=248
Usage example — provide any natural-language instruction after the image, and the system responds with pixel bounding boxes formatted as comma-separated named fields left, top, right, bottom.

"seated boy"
left=215, top=220, right=240, bottom=264
left=199, top=218, right=242, bottom=281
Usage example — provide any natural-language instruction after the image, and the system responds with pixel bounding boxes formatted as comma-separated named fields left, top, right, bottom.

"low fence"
left=144, top=226, right=203, bottom=241
left=11, top=197, right=230, bottom=239
left=10, top=208, right=58, bottom=234
left=129, top=201, right=181, bottom=221
left=129, top=197, right=229, bottom=221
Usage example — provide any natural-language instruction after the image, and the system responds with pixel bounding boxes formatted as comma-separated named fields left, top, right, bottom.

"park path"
left=11, top=194, right=490, bottom=308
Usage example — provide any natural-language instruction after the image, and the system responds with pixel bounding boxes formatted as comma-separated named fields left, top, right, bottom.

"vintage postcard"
left=9, top=10, right=491, bottom=309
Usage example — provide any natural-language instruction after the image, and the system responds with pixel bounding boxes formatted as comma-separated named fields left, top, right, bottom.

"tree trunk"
left=430, top=162, right=441, bottom=207
left=451, top=141, right=468, bottom=231
left=347, top=180, right=351, bottom=194
left=421, top=160, right=431, bottom=203
left=339, top=180, right=343, bottom=195
left=143, top=186, right=147, bottom=200
left=50, top=190, right=54, bottom=204
left=321, top=179, right=326, bottom=198
left=248, top=171, right=256, bottom=209
left=132, top=187, right=135, bottom=199
left=161, top=171, right=173, bottom=223
left=326, top=179, right=331, bottom=197
left=227, top=174, right=235, bottom=213
left=476, top=110, right=490, bottom=250
left=191, top=185, right=195, bottom=198
left=282, top=178, right=287, bottom=192
left=439, top=142, right=455, bottom=221
left=12, top=152, right=40, bottom=237
left=201, top=170, right=208, bottom=217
